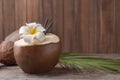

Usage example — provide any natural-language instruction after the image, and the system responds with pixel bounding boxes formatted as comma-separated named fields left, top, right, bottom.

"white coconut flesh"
left=14, top=33, right=60, bottom=47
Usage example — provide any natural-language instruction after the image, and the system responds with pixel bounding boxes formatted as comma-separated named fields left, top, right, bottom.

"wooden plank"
left=3, top=0, right=15, bottom=38
left=38, top=0, right=44, bottom=24
left=115, top=0, right=120, bottom=53
left=42, top=0, right=53, bottom=19
left=88, top=0, right=101, bottom=53
left=88, top=0, right=96, bottom=53
left=15, top=0, right=27, bottom=29
left=27, top=0, right=39, bottom=23
left=64, top=0, right=74, bottom=52
left=0, top=0, right=3, bottom=42
left=80, top=0, right=89, bottom=53
left=95, top=0, right=101, bottom=53
left=72, top=0, right=82, bottom=52
left=52, top=0, right=64, bottom=52
left=99, top=0, right=116, bottom=53
left=42, top=0, right=53, bottom=32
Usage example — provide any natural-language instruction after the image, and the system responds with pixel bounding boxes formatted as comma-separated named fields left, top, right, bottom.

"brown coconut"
left=0, top=41, right=16, bottom=65
left=14, top=33, right=61, bottom=73
left=5, top=30, right=19, bottom=42
left=0, top=30, right=19, bottom=65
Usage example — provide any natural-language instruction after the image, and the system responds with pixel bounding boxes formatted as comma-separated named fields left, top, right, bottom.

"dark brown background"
left=0, top=0, right=120, bottom=53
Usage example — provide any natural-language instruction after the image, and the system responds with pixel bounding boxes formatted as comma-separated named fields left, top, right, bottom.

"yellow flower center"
left=28, top=27, right=39, bottom=35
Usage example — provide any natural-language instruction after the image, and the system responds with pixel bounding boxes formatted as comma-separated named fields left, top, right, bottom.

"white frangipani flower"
left=19, top=22, right=46, bottom=43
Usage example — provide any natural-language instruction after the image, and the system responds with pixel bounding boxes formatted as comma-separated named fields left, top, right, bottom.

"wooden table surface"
left=0, top=54, right=120, bottom=80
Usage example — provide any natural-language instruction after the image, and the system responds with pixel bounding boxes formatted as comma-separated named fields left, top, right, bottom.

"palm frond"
left=59, top=53, right=120, bottom=73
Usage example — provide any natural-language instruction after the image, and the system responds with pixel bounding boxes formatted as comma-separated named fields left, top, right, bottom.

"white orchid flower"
left=19, top=22, right=46, bottom=43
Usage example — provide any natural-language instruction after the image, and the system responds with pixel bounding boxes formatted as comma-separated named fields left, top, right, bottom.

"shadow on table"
left=29, top=67, right=80, bottom=77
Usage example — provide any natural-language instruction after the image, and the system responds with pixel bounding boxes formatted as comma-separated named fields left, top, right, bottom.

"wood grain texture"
left=52, top=0, right=64, bottom=51
left=80, top=0, right=89, bottom=53
left=64, top=0, right=74, bottom=52
left=73, top=0, right=82, bottom=52
left=99, top=0, right=116, bottom=53
left=26, top=0, right=39, bottom=23
left=0, top=0, right=120, bottom=53
left=38, top=0, right=44, bottom=23
left=88, top=0, right=98, bottom=53
left=95, top=0, right=101, bottom=53
left=15, top=0, right=27, bottom=29
left=115, top=0, right=120, bottom=53
left=0, top=0, right=3, bottom=42
left=3, top=0, right=15, bottom=38
left=42, top=0, right=53, bottom=32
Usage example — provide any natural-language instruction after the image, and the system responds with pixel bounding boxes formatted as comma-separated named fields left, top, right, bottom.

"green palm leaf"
left=59, top=53, right=120, bottom=73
